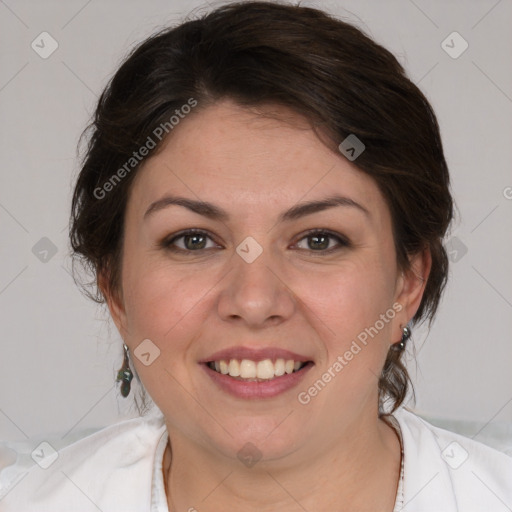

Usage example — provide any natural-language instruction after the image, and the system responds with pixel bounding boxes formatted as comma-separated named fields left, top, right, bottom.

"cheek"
left=122, top=263, right=209, bottom=343
left=310, top=260, right=394, bottom=328
left=120, top=265, right=215, bottom=405
left=310, top=263, right=397, bottom=387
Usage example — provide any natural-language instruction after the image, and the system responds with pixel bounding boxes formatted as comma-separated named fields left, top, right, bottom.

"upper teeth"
left=210, top=359, right=304, bottom=379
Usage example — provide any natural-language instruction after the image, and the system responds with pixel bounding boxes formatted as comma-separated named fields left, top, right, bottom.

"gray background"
left=1, top=0, right=511, bottom=446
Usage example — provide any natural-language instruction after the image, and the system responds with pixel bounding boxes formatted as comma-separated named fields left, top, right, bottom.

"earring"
left=393, top=325, right=411, bottom=352
left=116, top=343, right=133, bottom=397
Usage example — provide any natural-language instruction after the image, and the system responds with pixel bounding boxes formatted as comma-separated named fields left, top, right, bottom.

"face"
left=104, top=99, right=429, bottom=463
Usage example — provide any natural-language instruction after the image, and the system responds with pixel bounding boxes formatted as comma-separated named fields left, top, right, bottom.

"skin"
left=102, top=99, right=431, bottom=512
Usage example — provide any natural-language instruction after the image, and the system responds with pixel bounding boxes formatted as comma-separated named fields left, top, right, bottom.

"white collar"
left=151, top=427, right=170, bottom=512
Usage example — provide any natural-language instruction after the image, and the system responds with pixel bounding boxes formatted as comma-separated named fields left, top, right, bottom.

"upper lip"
left=198, top=346, right=313, bottom=364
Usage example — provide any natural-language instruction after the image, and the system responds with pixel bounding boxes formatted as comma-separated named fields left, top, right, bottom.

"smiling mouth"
left=206, top=358, right=312, bottom=381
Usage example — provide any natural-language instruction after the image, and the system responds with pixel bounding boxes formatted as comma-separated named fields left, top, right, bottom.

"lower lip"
left=201, top=362, right=314, bottom=399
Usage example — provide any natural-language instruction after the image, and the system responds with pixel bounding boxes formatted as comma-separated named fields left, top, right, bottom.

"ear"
left=393, top=247, right=432, bottom=337
left=98, top=270, right=128, bottom=339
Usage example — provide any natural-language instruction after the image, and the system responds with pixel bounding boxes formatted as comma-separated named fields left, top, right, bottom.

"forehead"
left=127, top=100, right=388, bottom=224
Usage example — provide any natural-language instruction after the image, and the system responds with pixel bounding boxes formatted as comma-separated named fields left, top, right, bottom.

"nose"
left=216, top=243, right=296, bottom=328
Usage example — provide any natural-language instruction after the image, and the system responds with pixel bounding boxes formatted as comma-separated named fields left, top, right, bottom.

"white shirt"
left=1, top=407, right=511, bottom=511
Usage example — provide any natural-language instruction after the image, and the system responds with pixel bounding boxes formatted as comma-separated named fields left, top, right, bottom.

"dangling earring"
left=393, top=325, right=411, bottom=351
left=116, top=343, right=133, bottom=397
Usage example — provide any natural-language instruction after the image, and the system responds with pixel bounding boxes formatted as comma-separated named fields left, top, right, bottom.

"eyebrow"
left=143, top=194, right=370, bottom=222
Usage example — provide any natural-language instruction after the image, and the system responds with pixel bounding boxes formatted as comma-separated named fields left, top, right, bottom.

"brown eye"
left=295, top=229, right=350, bottom=253
left=162, top=230, right=217, bottom=252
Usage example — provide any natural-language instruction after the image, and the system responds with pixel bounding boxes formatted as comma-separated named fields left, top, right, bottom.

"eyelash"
left=161, top=228, right=350, bottom=255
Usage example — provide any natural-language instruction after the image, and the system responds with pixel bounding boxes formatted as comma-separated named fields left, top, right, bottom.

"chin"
left=209, top=415, right=305, bottom=464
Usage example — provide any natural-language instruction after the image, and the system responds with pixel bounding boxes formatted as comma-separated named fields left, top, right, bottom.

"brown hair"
left=70, top=1, right=454, bottom=414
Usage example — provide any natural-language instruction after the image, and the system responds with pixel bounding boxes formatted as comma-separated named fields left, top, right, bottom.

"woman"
left=1, top=2, right=510, bottom=511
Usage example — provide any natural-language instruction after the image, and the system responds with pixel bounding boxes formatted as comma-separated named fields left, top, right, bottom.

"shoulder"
left=393, top=407, right=512, bottom=512
left=0, top=411, right=167, bottom=512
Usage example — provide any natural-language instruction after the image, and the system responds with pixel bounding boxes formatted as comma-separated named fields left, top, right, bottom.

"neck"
left=163, top=411, right=402, bottom=512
